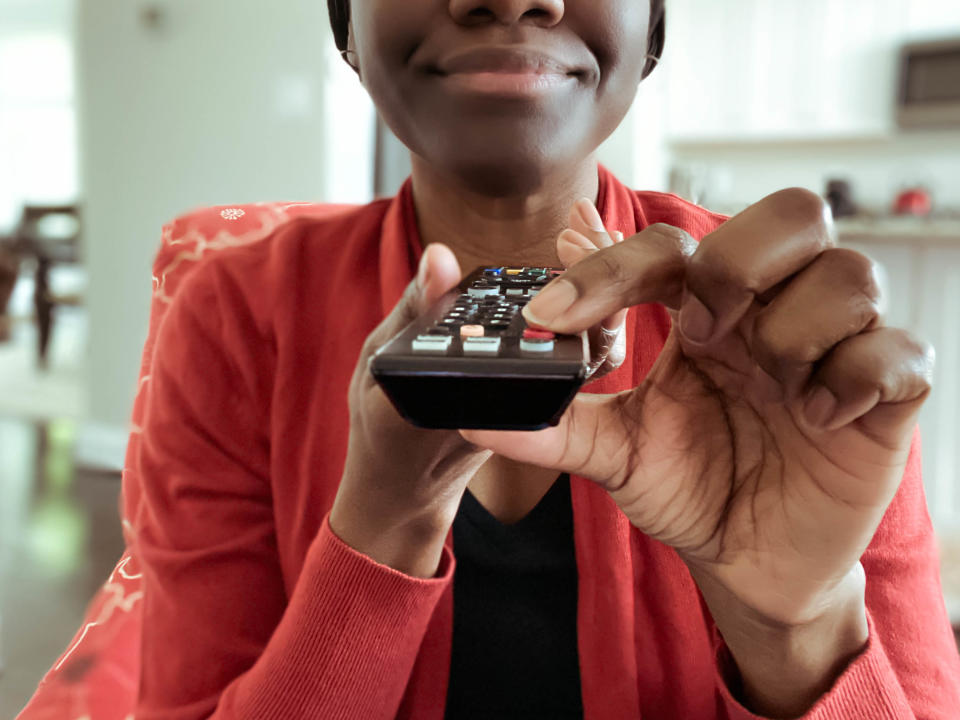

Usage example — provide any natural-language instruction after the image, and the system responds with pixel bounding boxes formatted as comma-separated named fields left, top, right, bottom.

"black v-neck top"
left=444, top=474, right=584, bottom=719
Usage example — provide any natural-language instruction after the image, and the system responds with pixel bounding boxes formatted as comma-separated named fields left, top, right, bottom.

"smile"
left=438, top=70, right=577, bottom=97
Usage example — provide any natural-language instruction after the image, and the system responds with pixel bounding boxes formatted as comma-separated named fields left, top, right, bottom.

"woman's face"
left=348, top=0, right=652, bottom=196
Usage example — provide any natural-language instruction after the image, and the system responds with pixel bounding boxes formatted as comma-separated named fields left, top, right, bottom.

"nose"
left=448, top=0, right=564, bottom=28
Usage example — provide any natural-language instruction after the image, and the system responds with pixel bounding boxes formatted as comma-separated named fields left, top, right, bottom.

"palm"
left=608, top=324, right=909, bottom=621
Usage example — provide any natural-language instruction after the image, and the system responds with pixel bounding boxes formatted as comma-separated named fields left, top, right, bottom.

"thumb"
left=367, top=243, right=462, bottom=349
left=460, top=391, right=632, bottom=490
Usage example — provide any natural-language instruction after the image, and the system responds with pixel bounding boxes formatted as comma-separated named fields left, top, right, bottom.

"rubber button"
left=523, top=328, right=556, bottom=340
left=463, top=336, right=501, bottom=354
left=520, top=337, right=555, bottom=353
left=460, top=324, right=484, bottom=338
left=413, top=335, right=453, bottom=352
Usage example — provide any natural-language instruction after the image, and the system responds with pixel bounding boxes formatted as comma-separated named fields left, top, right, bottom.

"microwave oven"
left=898, top=37, right=960, bottom=129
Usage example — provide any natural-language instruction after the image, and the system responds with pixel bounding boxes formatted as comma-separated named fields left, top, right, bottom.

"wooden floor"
left=0, top=418, right=125, bottom=717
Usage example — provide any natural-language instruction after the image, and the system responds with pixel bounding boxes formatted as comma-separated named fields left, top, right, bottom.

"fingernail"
left=416, top=248, right=431, bottom=291
left=524, top=279, right=579, bottom=327
left=804, top=385, right=838, bottom=427
left=679, top=294, right=714, bottom=343
left=576, top=198, right=606, bottom=233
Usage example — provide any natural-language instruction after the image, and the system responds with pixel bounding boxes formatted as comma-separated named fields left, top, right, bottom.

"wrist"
left=694, top=564, right=869, bottom=717
left=329, top=486, right=455, bottom=578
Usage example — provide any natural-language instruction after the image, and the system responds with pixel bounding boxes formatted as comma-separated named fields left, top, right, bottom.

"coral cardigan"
left=20, top=167, right=960, bottom=719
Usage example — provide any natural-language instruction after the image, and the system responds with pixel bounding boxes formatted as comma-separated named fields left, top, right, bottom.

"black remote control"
left=371, top=266, right=589, bottom=430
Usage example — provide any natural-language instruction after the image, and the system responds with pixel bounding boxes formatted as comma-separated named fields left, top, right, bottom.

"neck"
left=409, top=155, right=600, bottom=274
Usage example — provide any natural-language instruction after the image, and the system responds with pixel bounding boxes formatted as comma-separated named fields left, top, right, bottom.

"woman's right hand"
left=329, top=244, right=492, bottom=578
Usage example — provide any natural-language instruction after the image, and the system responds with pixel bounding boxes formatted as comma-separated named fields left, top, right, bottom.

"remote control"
left=371, top=266, right=589, bottom=430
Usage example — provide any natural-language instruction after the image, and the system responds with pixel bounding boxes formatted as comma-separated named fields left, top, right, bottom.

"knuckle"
left=764, top=187, right=836, bottom=251
left=771, top=187, right=833, bottom=230
left=821, top=248, right=882, bottom=302
left=643, top=223, right=698, bottom=257
left=895, top=329, right=936, bottom=385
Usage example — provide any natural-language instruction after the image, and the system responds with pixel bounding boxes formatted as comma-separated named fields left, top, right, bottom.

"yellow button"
left=460, top=325, right=484, bottom=338
left=505, top=268, right=523, bottom=275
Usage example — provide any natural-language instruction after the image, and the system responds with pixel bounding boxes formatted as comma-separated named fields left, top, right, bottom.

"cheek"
left=588, top=1, right=650, bottom=92
left=568, top=1, right=651, bottom=145
left=350, top=0, right=432, bottom=68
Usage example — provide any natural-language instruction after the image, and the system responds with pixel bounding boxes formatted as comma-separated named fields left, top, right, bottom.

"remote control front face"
left=370, top=266, right=589, bottom=430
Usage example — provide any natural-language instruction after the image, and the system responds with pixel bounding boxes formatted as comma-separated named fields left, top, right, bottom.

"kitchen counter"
left=836, top=216, right=960, bottom=243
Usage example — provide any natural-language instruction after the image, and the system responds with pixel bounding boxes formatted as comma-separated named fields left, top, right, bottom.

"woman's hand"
left=330, top=244, right=493, bottom=578
left=461, top=188, right=935, bottom=715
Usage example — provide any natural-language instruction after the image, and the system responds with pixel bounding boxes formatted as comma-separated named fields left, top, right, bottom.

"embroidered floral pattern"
left=220, top=208, right=246, bottom=221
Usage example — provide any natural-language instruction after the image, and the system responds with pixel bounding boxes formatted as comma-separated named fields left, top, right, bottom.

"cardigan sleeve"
left=715, top=429, right=960, bottom=719
left=133, top=257, right=452, bottom=720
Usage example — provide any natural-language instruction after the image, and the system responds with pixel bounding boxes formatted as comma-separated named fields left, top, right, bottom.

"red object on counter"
left=893, top=188, right=932, bottom=216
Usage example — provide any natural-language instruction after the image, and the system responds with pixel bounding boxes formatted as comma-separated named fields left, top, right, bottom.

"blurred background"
left=1, top=0, right=959, bottom=714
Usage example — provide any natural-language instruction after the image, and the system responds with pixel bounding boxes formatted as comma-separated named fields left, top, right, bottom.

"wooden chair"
left=10, top=204, right=83, bottom=368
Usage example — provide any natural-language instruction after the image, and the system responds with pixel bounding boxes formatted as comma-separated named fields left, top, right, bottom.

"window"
left=0, top=23, right=76, bottom=232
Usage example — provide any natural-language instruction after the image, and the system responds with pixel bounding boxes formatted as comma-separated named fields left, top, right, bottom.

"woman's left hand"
left=462, top=188, right=935, bottom=716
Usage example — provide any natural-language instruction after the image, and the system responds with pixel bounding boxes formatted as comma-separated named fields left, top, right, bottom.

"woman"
left=124, top=1, right=959, bottom=718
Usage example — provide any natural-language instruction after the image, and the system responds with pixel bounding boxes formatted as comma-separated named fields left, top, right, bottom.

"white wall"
left=77, top=0, right=334, bottom=464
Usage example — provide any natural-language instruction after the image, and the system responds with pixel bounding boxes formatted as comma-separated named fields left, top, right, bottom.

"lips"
left=426, top=45, right=584, bottom=98
left=434, top=46, right=581, bottom=78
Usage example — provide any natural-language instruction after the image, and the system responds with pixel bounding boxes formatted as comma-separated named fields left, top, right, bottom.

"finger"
left=569, top=197, right=617, bottom=250
left=557, top=228, right=629, bottom=326
left=557, top=228, right=599, bottom=268
left=460, top=391, right=633, bottom=490
left=556, top=228, right=629, bottom=378
left=680, top=188, right=836, bottom=346
left=363, top=243, right=461, bottom=352
left=523, top=223, right=693, bottom=333
left=751, top=248, right=883, bottom=391
left=800, top=328, right=934, bottom=443
left=586, top=323, right=628, bottom=380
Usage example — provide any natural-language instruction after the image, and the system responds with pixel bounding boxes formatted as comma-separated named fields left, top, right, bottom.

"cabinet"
left=839, top=228, right=960, bottom=540
left=664, top=0, right=960, bottom=142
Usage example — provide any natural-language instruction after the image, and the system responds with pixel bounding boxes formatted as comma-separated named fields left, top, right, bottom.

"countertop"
left=836, top=216, right=960, bottom=243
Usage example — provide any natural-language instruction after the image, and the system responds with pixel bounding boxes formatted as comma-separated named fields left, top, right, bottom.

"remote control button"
left=504, top=268, right=522, bottom=275
left=413, top=335, right=453, bottom=353
left=460, top=324, right=484, bottom=338
left=441, top=317, right=465, bottom=326
left=505, top=287, right=527, bottom=297
left=470, top=287, right=501, bottom=299
left=523, top=328, right=556, bottom=340
left=520, top=337, right=555, bottom=353
left=484, top=267, right=504, bottom=277
left=463, top=336, right=502, bottom=354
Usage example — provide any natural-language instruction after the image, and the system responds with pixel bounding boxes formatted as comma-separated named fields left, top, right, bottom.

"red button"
left=523, top=328, right=555, bottom=340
